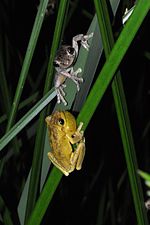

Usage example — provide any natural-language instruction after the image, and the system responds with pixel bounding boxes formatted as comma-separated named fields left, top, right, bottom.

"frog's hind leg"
left=56, top=85, right=67, bottom=105
left=76, top=140, right=85, bottom=170
left=70, top=138, right=85, bottom=171
left=61, top=68, right=83, bottom=92
left=69, top=68, right=83, bottom=91
left=47, top=152, right=69, bottom=176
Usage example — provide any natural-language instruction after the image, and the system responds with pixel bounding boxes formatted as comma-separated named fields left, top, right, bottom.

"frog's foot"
left=81, top=33, right=94, bottom=51
left=70, top=68, right=83, bottom=91
left=55, top=84, right=67, bottom=106
left=68, top=122, right=84, bottom=144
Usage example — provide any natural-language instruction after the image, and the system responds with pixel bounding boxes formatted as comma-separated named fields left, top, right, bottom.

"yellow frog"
left=45, top=111, right=85, bottom=176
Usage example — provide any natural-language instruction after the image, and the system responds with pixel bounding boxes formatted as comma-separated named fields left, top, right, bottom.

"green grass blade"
left=73, top=15, right=102, bottom=111
left=24, top=1, right=70, bottom=223
left=0, top=92, right=39, bottom=126
left=0, top=88, right=56, bottom=152
left=27, top=168, right=62, bottom=225
left=0, top=35, right=20, bottom=156
left=138, top=170, right=150, bottom=190
left=94, top=0, right=148, bottom=224
left=18, top=171, right=31, bottom=225
left=138, top=170, right=150, bottom=182
left=77, top=0, right=150, bottom=127
left=73, top=0, right=120, bottom=111
left=109, top=0, right=120, bottom=14
left=6, top=0, right=49, bottom=131
left=112, top=75, right=148, bottom=224
left=40, top=131, right=50, bottom=190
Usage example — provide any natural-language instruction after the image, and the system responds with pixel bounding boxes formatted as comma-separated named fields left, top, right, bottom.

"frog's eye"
left=67, top=47, right=75, bottom=55
left=58, top=118, right=64, bottom=125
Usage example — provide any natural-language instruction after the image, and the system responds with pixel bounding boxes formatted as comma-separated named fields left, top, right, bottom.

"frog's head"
left=45, top=111, right=77, bottom=134
left=53, top=45, right=76, bottom=69
left=63, top=111, right=77, bottom=133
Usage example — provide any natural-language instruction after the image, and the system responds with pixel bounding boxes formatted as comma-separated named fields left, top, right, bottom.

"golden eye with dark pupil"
left=58, top=118, right=64, bottom=125
left=67, top=47, right=75, bottom=55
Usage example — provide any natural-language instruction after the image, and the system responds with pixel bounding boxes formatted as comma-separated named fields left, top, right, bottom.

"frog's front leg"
left=67, top=122, right=84, bottom=143
left=67, top=121, right=85, bottom=170
left=72, top=33, right=94, bottom=54
left=55, top=68, right=83, bottom=105
left=60, top=67, right=83, bottom=91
